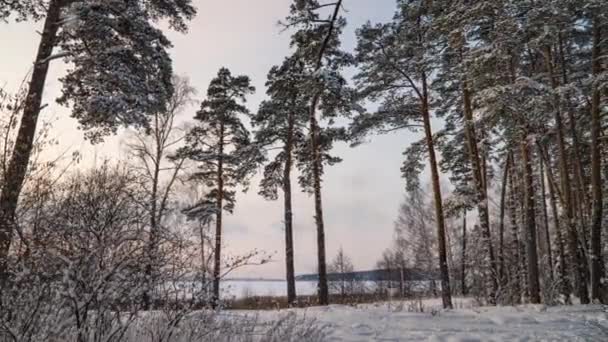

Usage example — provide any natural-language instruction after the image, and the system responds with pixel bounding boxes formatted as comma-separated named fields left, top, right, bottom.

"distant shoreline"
left=224, top=278, right=296, bottom=282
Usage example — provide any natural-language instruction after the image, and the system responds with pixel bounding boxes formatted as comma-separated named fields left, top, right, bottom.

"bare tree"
left=125, top=76, right=196, bottom=309
left=328, top=247, right=355, bottom=298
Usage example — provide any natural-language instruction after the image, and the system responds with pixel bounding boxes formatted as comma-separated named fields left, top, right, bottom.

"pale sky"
left=0, top=0, right=428, bottom=278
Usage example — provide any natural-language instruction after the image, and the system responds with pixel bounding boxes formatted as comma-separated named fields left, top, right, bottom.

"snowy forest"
left=1, top=0, right=608, bottom=341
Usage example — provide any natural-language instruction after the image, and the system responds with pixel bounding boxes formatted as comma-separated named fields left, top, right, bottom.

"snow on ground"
left=227, top=298, right=608, bottom=341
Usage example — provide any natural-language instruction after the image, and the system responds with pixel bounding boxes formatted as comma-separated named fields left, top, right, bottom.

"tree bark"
left=283, top=108, right=296, bottom=305
left=541, top=143, right=571, bottom=301
left=421, top=72, right=452, bottom=309
left=0, top=0, right=64, bottom=268
left=520, top=139, right=541, bottom=304
left=507, top=156, right=522, bottom=304
left=543, top=46, right=589, bottom=304
left=498, top=154, right=511, bottom=286
left=309, top=92, right=328, bottom=305
left=539, top=148, right=554, bottom=282
left=212, top=122, right=225, bottom=308
left=462, top=83, right=498, bottom=301
left=589, top=19, right=604, bottom=303
left=461, top=211, right=467, bottom=296
left=558, top=32, right=590, bottom=230
left=307, top=0, right=342, bottom=306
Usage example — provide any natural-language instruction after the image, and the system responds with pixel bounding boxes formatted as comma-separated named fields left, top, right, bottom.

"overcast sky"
left=0, top=0, right=430, bottom=278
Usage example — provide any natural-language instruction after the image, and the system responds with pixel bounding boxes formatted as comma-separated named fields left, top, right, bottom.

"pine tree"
left=253, top=56, right=309, bottom=305
left=352, top=0, right=453, bottom=309
left=175, top=68, right=258, bottom=307
left=587, top=0, right=607, bottom=303
left=0, top=0, right=196, bottom=272
left=282, top=0, right=354, bottom=306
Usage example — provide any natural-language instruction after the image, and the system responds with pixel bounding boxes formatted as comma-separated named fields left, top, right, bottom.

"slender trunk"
left=518, top=169, right=529, bottom=300
left=143, top=117, right=163, bottom=310
left=498, top=154, right=511, bottom=286
left=558, top=32, right=590, bottom=228
left=541, top=143, right=571, bottom=301
left=421, top=72, right=452, bottom=309
left=212, top=123, right=225, bottom=308
left=543, top=46, right=589, bottom=304
left=461, top=212, right=467, bottom=296
left=307, top=0, right=342, bottom=306
left=199, top=222, right=207, bottom=299
left=309, top=92, right=328, bottom=305
left=589, top=19, right=604, bottom=303
left=0, top=0, right=64, bottom=267
left=507, top=158, right=522, bottom=304
left=462, top=83, right=498, bottom=300
left=284, top=109, right=296, bottom=305
left=539, top=150, right=554, bottom=282
left=521, top=139, right=541, bottom=304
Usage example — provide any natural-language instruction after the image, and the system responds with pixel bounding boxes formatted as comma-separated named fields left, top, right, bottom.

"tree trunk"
left=421, top=72, right=452, bottom=309
left=543, top=46, right=589, bottom=304
left=309, top=91, right=329, bottom=305
left=498, top=154, right=511, bottom=286
left=462, top=83, right=498, bottom=300
left=507, top=158, right=522, bottom=304
left=461, top=211, right=467, bottom=296
left=199, top=221, right=207, bottom=299
left=142, top=117, right=163, bottom=310
left=212, top=122, right=225, bottom=308
left=539, top=149, right=554, bottom=282
left=307, top=0, right=342, bottom=306
left=0, top=0, right=64, bottom=268
left=283, top=109, right=297, bottom=305
left=541, top=143, right=571, bottom=302
left=520, top=139, right=541, bottom=304
left=589, top=19, right=604, bottom=303
left=558, top=32, right=590, bottom=230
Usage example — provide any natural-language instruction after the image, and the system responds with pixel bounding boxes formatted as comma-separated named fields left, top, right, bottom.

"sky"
left=0, top=0, right=430, bottom=278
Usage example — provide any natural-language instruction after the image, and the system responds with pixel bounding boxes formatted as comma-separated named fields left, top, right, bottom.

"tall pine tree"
left=175, top=68, right=257, bottom=307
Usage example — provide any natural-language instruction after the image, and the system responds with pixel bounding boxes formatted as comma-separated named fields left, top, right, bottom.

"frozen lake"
left=221, top=280, right=319, bottom=299
left=165, top=279, right=425, bottom=299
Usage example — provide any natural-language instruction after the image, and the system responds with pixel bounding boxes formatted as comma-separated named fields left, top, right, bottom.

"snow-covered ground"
left=228, top=298, right=608, bottom=341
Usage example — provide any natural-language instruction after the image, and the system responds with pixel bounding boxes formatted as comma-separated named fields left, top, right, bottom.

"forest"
left=1, top=0, right=608, bottom=341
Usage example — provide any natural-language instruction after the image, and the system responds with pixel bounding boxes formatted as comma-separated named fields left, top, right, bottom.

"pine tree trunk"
left=421, top=72, right=452, bottom=309
left=520, top=139, right=541, bottom=304
left=461, top=212, right=467, bottom=296
left=199, top=221, right=207, bottom=298
left=543, top=46, right=589, bottom=304
left=309, top=92, right=328, bottom=305
left=539, top=150, right=554, bottom=282
left=0, top=0, right=64, bottom=269
left=540, top=143, right=571, bottom=301
left=307, top=0, right=342, bottom=306
left=589, top=19, right=604, bottom=303
left=284, top=109, right=296, bottom=305
left=498, top=154, right=511, bottom=286
left=507, top=160, right=522, bottom=304
left=212, top=122, right=225, bottom=308
left=515, top=149, right=529, bottom=300
left=462, top=84, right=498, bottom=301
left=558, top=32, right=590, bottom=229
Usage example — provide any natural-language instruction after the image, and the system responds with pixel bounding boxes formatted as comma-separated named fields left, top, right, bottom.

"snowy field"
left=237, top=299, right=608, bottom=341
